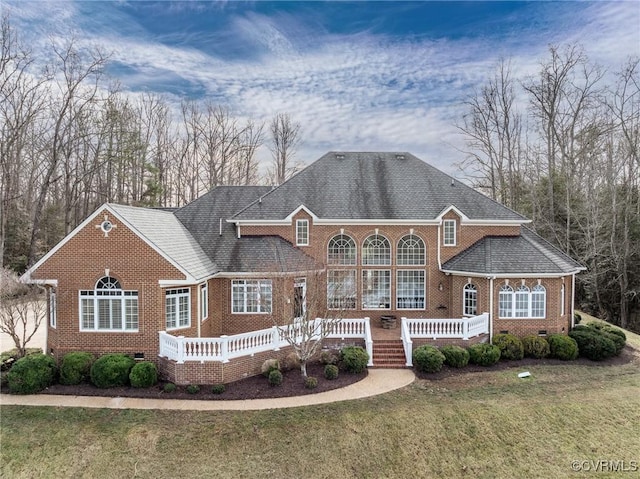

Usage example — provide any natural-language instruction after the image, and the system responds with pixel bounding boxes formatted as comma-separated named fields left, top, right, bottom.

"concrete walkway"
left=0, top=369, right=415, bottom=411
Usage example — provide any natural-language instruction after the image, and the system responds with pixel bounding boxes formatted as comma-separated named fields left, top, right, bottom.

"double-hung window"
left=232, top=279, right=272, bottom=313
left=443, top=219, right=457, bottom=246
left=80, top=276, right=138, bottom=332
left=396, top=270, right=425, bottom=309
left=499, top=283, right=546, bottom=318
left=362, top=270, right=391, bottom=309
left=296, top=219, right=309, bottom=246
left=327, top=270, right=357, bottom=309
left=166, top=288, right=190, bottom=330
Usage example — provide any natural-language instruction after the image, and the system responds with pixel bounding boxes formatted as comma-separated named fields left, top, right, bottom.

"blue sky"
left=5, top=1, right=640, bottom=175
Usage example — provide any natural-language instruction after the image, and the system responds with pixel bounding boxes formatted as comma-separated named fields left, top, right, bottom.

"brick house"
left=22, top=152, right=584, bottom=384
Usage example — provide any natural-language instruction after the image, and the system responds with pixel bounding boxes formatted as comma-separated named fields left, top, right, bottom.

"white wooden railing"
left=159, top=317, right=373, bottom=365
left=400, top=313, right=489, bottom=367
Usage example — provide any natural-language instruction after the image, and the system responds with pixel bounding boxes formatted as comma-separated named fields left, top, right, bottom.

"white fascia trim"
left=158, top=279, right=198, bottom=287
left=213, top=269, right=324, bottom=279
left=436, top=205, right=470, bottom=221
left=441, top=269, right=584, bottom=278
left=285, top=205, right=319, bottom=222
left=229, top=217, right=526, bottom=227
left=461, top=219, right=531, bottom=226
left=20, top=276, right=58, bottom=286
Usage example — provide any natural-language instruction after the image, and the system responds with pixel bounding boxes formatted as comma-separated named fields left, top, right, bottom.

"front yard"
left=2, top=326, right=639, bottom=479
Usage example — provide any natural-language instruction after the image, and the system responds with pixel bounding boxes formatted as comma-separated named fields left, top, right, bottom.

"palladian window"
left=80, top=276, right=138, bottom=331
left=397, top=234, right=425, bottom=265
left=362, top=234, right=391, bottom=265
left=327, top=234, right=357, bottom=265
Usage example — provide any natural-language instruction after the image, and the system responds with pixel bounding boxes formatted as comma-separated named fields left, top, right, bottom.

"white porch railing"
left=400, top=313, right=489, bottom=367
left=159, top=317, right=373, bottom=365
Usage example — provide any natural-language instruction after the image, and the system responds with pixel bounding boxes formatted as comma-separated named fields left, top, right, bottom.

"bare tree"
left=0, top=268, right=46, bottom=357
left=268, top=112, right=301, bottom=185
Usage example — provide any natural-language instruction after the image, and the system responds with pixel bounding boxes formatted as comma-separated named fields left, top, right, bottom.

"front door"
left=294, top=278, right=307, bottom=319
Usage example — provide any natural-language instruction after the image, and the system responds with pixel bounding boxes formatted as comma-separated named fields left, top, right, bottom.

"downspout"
left=197, top=284, right=201, bottom=338
left=488, top=276, right=495, bottom=341
left=570, top=274, right=576, bottom=330
left=437, top=223, right=442, bottom=269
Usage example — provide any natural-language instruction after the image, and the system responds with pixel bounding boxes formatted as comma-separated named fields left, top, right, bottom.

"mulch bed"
left=414, top=344, right=638, bottom=381
left=39, top=363, right=367, bottom=401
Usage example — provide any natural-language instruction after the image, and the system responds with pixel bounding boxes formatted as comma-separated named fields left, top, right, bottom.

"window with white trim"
left=499, top=283, right=546, bottom=318
left=166, top=288, right=190, bottom=329
left=296, top=219, right=309, bottom=246
left=199, top=283, right=208, bottom=322
left=232, top=280, right=272, bottom=314
left=80, top=276, right=138, bottom=331
left=362, top=234, right=391, bottom=265
left=443, top=219, right=457, bottom=246
left=49, top=289, right=57, bottom=328
left=397, top=234, right=426, bottom=265
left=463, top=283, right=477, bottom=316
left=396, top=270, right=425, bottom=309
left=327, top=270, right=356, bottom=309
left=327, top=234, right=357, bottom=265
left=362, top=270, right=391, bottom=309
left=560, top=284, right=566, bottom=316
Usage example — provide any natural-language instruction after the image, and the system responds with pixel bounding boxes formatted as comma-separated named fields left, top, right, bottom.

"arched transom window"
left=80, top=276, right=138, bottom=331
left=362, top=234, right=391, bottom=265
left=327, top=234, right=357, bottom=265
left=397, top=234, right=425, bottom=265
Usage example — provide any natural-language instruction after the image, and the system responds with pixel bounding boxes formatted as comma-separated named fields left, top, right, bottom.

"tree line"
left=0, top=16, right=300, bottom=271
left=458, top=45, right=639, bottom=333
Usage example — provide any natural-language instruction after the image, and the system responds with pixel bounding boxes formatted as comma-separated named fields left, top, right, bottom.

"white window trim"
left=231, top=279, right=272, bottom=314
left=560, top=283, right=566, bottom=316
left=443, top=219, right=457, bottom=246
left=79, top=290, right=139, bottom=332
left=166, top=288, right=191, bottom=330
left=463, top=283, right=477, bottom=317
left=49, top=289, right=57, bottom=328
left=498, top=283, right=546, bottom=319
left=199, top=283, right=208, bottom=322
left=396, top=269, right=426, bottom=310
left=296, top=219, right=309, bottom=246
left=327, top=270, right=357, bottom=310
left=362, top=234, right=392, bottom=266
left=396, top=234, right=426, bottom=266
left=327, top=233, right=357, bottom=265
left=362, top=269, right=391, bottom=310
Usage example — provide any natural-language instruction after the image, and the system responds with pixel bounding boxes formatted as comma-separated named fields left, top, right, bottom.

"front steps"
left=372, top=340, right=408, bottom=368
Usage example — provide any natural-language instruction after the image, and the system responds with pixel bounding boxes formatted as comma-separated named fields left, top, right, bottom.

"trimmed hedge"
left=129, top=361, right=158, bottom=388
left=324, top=364, right=339, bottom=380
left=412, top=345, right=445, bottom=373
left=340, top=346, right=369, bottom=374
left=7, top=353, right=58, bottom=394
left=59, top=352, right=95, bottom=385
left=90, top=353, right=136, bottom=388
left=522, top=336, right=550, bottom=359
left=579, top=323, right=626, bottom=355
left=492, top=334, right=524, bottom=360
left=439, top=345, right=469, bottom=368
left=468, top=343, right=501, bottom=367
left=569, top=328, right=616, bottom=361
left=548, top=334, right=579, bottom=361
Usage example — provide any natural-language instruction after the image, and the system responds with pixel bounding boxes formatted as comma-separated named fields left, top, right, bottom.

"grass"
left=2, top=319, right=639, bottom=478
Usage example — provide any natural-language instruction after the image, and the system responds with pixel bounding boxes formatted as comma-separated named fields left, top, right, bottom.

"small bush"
left=90, top=353, right=136, bottom=388
left=268, top=369, right=283, bottom=386
left=468, top=343, right=501, bottom=366
left=492, top=333, right=524, bottom=360
left=211, top=384, right=225, bottom=394
left=319, top=349, right=339, bottom=365
left=569, top=329, right=616, bottom=361
left=340, top=346, right=369, bottom=374
left=281, top=353, right=301, bottom=371
left=440, top=345, right=470, bottom=368
left=412, top=345, right=446, bottom=373
left=548, top=334, right=579, bottom=361
left=1, top=348, right=42, bottom=372
left=163, top=383, right=177, bottom=393
left=129, top=362, right=158, bottom=388
left=7, top=353, right=58, bottom=394
left=579, top=323, right=626, bottom=354
left=186, top=384, right=200, bottom=394
left=304, top=376, right=318, bottom=389
left=59, top=352, right=95, bottom=385
left=261, top=359, right=280, bottom=377
left=324, top=364, right=339, bottom=380
left=522, top=336, right=550, bottom=359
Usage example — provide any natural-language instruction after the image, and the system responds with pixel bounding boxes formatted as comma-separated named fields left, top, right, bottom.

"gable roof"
left=175, top=186, right=320, bottom=273
left=441, top=228, right=585, bottom=276
left=232, top=152, right=527, bottom=222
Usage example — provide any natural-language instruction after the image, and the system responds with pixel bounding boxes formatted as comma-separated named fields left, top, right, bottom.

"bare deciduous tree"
left=268, top=112, right=301, bottom=185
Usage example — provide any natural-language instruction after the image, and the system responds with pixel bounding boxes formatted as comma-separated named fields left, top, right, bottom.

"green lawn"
left=2, top=331, right=639, bottom=479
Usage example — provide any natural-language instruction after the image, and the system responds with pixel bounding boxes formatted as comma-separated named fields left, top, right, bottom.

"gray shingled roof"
left=442, top=228, right=585, bottom=275
left=232, top=152, right=527, bottom=221
left=109, top=203, right=216, bottom=281
left=175, top=186, right=320, bottom=273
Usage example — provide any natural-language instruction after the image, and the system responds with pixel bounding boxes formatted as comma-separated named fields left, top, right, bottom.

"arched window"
left=327, top=234, right=357, bottom=265
left=362, top=234, right=391, bottom=265
left=498, top=284, right=513, bottom=318
left=397, top=234, right=425, bottom=265
left=532, top=284, right=546, bottom=318
left=80, top=276, right=138, bottom=331
left=463, top=283, right=477, bottom=316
